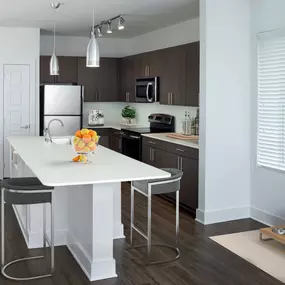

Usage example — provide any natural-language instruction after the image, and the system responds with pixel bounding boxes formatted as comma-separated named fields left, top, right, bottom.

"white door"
left=3, top=64, right=31, bottom=178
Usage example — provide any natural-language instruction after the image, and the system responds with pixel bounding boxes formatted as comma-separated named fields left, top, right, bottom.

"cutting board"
left=167, top=133, right=199, bottom=141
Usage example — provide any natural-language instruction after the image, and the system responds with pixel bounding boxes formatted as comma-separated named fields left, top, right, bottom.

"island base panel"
left=67, top=183, right=118, bottom=281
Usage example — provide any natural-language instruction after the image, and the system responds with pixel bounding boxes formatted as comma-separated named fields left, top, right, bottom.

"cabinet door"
left=97, top=58, right=119, bottom=102
left=185, top=42, right=200, bottom=107
left=77, top=57, right=98, bottom=102
left=40, top=56, right=56, bottom=84
left=57, top=56, right=78, bottom=84
left=119, top=57, right=135, bottom=102
left=159, top=46, right=187, bottom=106
left=142, top=144, right=154, bottom=166
left=180, top=156, right=198, bottom=211
left=111, top=131, right=122, bottom=153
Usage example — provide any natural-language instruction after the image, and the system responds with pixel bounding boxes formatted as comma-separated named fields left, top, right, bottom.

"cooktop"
left=121, top=127, right=151, bottom=134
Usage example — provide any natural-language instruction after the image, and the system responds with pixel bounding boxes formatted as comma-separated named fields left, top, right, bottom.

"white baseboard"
left=66, top=232, right=117, bottom=281
left=250, top=207, right=285, bottom=227
left=196, top=206, right=250, bottom=225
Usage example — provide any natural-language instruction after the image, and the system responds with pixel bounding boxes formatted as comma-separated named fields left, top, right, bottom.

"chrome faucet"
left=44, top=119, right=64, bottom=143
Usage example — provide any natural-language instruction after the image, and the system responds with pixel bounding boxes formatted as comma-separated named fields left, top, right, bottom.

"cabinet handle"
left=148, top=141, right=156, bottom=145
left=152, top=149, right=155, bottom=161
left=170, top=93, right=173, bottom=105
left=149, top=148, right=152, bottom=161
left=168, top=93, right=170, bottom=104
left=126, top=92, right=128, bottom=102
left=177, top=156, right=180, bottom=170
left=176, top=148, right=185, bottom=152
left=180, top=157, right=183, bottom=170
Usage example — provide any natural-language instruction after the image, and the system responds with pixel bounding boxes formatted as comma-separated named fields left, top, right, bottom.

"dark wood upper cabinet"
left=40, top=56, right=78, bottom=84
left=97, top=58, right=119, bottom=102
left=185, top=42, right=200, bottom=107
left=77, top=57, right=97, bottom=102
left=158, top=45, right=187, bottom=106
left=40, top=56, right=57, bottom=84
left=57, top=56, right=78, bottom=84
left=119, top=57, right=135, bottom=102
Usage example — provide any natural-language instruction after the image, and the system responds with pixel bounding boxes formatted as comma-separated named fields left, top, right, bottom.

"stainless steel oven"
left=135, top=77, right=159, bottom=103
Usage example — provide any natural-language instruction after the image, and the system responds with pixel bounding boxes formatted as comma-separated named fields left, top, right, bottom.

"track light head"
left=107, top=21, right=112, bottom=34
left=96, top=26, right=103, bottom=37
left=118, top=17, right=125, bottom=30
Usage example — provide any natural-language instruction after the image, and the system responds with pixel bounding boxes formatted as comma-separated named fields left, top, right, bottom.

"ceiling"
left=0, top=0, right=199, bottom=38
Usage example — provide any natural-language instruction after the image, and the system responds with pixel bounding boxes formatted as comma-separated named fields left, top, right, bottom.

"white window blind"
left=257, top=35, right=285, bottom=171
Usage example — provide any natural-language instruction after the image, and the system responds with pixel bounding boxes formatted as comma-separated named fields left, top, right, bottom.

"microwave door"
left=146, top=83, right=154, bottom=102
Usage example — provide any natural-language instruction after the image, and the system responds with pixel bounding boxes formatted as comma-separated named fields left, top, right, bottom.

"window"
left=257, top=34, right=285, bottom=171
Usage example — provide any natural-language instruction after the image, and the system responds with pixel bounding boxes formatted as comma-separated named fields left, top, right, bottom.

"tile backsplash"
left=84, top=102, right=198, bottom=132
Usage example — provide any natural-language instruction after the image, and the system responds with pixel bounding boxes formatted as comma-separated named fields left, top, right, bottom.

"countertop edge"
left=141, top=133, right=199, bottom=149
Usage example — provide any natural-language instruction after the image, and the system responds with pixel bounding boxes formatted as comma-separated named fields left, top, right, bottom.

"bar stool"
left=130, top=168, right=183, bottom=265
left=1, top=177, right=55, bottom=281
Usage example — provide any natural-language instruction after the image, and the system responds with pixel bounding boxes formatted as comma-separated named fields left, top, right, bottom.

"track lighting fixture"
left=92, top=15, right=125, bottom=37
left=107, top=21, right=112, bottom=34
left=118, top=17, right=125, bottom=30
left=96, top=26, right=103, bottom=37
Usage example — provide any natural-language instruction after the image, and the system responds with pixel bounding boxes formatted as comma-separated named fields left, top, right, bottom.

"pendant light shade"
left=86, top=5, right=100, bottom=67
left=50, top=23, right=59, bottom=75
left=50, top=53, right=59, bottom=75
left=86, top=31, right=100, bottom=67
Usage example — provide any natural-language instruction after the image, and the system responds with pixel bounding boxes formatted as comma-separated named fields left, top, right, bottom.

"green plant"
left=121, top=105, right=136, bottom=119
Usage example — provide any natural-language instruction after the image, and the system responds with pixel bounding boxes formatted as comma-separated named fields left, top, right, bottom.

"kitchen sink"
left=51, top=136, right=72, bottom=145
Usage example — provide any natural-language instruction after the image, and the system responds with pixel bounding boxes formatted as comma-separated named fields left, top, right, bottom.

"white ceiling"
left=0, top=0, right=199, bottom=38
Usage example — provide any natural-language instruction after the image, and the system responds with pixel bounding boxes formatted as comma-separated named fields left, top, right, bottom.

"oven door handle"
left=121, top=134, right=140, bottom=140
left=146, top=83, right=153, bottom=103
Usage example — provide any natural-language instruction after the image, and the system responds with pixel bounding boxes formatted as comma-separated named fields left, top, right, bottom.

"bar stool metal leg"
left=176, top=191, right=179, bottom=245
left=130, top=184, right=134, bottom=246
left=147, top=188, right=152, bottom=259
left=51, top=191, right=55, bottom=273
left=1, top=188, right=54, bottom=281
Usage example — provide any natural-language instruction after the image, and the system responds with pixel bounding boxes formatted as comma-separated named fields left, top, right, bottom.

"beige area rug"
left=210, top=230, right=285, bottom=283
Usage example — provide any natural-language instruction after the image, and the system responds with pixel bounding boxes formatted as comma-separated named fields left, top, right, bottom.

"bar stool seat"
left=1, top=177, right=55, bottom=281
left=130, top=168, right=183, bottom=265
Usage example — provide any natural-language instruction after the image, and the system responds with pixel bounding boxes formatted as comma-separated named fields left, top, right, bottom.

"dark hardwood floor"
left=0, top=182, right=282, bottom=285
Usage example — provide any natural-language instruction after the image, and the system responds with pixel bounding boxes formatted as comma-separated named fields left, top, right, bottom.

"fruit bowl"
left=72, top=129, right=100, bottom=163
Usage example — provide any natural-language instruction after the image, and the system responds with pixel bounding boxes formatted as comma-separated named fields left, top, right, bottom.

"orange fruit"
left=82, top=134, right=91, bottom=143
left=87, top=141, right=95, bottom=148
left=72, top=155, right=80, bottom=162
left=78, top=140, right=85, bottom=149
left=81, top=129, right=89, bottom=136
left=90, top=145, right=96, bottom=151
left=89, top=130, right=96, bottom=136
left=83, top=146, right=90, bottom=152
left=75, top=130, right=83, bottom=138
left=75, top=145, right=81, bottom=152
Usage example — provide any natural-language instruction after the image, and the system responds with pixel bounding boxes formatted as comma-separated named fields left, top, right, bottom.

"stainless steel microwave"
left=135, top=77, right=159, bottom=103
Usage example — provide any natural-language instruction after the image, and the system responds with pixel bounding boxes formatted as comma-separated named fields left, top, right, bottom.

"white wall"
left=129, top=18, right=199, bottom=55
left=0, top=27, right=40, bottom=178
left=197, top=0, right=251, bottom=224
left=250, top=0, right=285, bottom=226
left=40, top=35, right=132, bottom=57
left=84, top=102, right=197, bottom=132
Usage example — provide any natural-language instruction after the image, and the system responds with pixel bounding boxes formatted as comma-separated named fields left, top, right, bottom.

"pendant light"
left=86, top=5, right=100, bottom=67
left=50, top=23, right=59, bottom=75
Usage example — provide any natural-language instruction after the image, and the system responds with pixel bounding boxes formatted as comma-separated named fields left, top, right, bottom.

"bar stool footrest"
left=2, top=256, right=52, bottom=281
left=130, top=244, right=180, bottom=265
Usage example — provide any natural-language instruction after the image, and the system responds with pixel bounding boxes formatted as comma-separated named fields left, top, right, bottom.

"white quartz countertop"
left=83, top=125, right=122, bottom=130
left=142, top=133, right=199, bottom=149
left=8, top=136, right=170, bottom=187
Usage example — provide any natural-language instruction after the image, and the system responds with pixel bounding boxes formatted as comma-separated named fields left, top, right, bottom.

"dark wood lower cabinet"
left=142, top=137, right=198, bottom=213
left=110, top=130, right=122, bottom=153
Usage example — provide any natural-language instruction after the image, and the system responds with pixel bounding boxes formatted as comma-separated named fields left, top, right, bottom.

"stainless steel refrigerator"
left=40, top=85, right=83, bottom=136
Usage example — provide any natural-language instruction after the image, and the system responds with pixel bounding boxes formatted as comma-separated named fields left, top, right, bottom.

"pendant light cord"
left=53, top=23, right=56, bottom=53
left=92, top=4, right=95, bottom=33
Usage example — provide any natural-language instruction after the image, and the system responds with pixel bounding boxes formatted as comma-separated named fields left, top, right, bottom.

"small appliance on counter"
left=121, top=114, right=175, bottom=161
left=88, top=110, right=104, bottom=126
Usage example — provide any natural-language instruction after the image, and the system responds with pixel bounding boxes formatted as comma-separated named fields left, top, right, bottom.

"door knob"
left=21, top=125, right=30, bottom=129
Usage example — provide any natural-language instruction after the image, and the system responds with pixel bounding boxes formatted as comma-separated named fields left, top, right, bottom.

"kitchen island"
left=7, top=136, right=170, bottom=281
